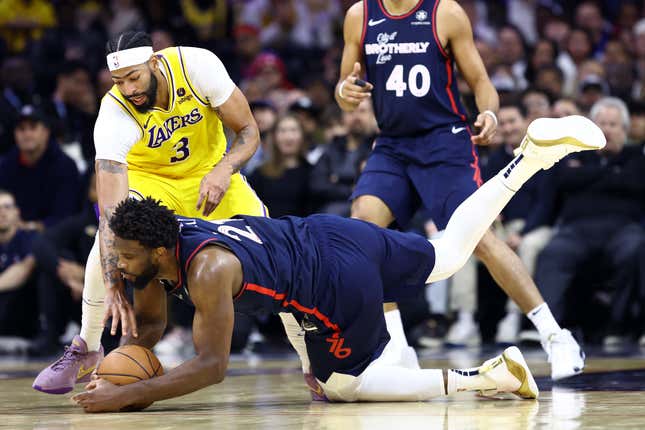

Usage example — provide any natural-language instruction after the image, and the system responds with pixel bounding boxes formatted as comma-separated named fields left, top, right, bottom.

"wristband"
left=482, top=110, right=498, bottom=126
left=338, top=80, right=348, bottom=100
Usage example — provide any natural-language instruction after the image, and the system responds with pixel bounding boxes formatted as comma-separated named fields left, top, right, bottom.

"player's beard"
left=131, top=261, right=160, bottom=289
left=127, top=70, right=158, bottom=113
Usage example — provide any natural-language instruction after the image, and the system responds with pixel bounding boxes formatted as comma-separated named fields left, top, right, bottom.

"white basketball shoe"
left=477, top=346, right=539, bottom=399
left=515, top=115, right=606, bottom=168
left=542, top=329, right=585, bottom=380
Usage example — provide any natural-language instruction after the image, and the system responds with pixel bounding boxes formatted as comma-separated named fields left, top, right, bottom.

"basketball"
left=96, top=345, right=164, bottom=410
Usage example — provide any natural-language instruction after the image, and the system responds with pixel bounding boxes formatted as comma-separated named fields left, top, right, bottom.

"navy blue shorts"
left=302, top=215, right=435, bottom=382
left=351, top=124, right=482, bottom=230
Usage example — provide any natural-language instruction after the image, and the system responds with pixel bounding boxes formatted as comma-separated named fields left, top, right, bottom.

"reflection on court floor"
left=1, top=346, right=644, bottom=429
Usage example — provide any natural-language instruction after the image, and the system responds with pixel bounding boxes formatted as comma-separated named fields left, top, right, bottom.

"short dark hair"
left=500, top=102, right=527, bottom=118
left=106, top=31, right=152, bottom=55
left=109, top=197, right=179, bottom=249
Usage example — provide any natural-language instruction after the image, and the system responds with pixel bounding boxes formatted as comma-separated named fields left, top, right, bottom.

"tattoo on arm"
left=98, top=207, right=122, bottom=288
left=97, top=159, right=127, bottom=174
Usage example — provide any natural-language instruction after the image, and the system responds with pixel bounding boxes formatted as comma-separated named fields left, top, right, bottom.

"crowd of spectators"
left=0, top=0, right=643, bottom=357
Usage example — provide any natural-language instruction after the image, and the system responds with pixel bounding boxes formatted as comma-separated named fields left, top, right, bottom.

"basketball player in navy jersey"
left=336, top=0, right=584, bottom=380
left=73, top=117, right=604, bottom=411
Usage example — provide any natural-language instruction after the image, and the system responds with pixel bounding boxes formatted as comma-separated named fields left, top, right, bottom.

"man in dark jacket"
left=534, top=98, right=645, bottom=331
left=0, top=105, right=81, bottom=231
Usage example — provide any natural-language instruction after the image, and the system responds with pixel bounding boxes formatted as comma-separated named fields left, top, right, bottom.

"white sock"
left=384, top=309, right=409, bottom=347
left=497, top=152, right=543, bottom=192
left=447, top=367, right=495, bottom=395
left=428, top=154, right=543, bottom=284
left=79, top=235, right=106, bottom=352
left=358, top=366, right=445, bottom=401
left=527, top=303, right=561, bottom=339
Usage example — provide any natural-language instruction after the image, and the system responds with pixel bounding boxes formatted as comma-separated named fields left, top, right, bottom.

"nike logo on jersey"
left=451, top=126, right=466, bottom=134
left=368, top=18, right=386, bottom=26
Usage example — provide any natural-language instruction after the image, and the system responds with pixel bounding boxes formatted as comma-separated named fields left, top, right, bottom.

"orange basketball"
left=96, top=345, right=164, bottom=410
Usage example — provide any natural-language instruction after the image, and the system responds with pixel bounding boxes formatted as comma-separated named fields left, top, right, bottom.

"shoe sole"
left=526, top=116, right=606, bottom=151
left=502, top=346, right=539, bottom=400
left=32, top=384, right=73, bottom=395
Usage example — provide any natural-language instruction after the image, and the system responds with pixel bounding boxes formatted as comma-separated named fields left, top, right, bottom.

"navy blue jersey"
left=170, top=216, right=325, bottom=316
left=362, top=0, right=467, bottom=136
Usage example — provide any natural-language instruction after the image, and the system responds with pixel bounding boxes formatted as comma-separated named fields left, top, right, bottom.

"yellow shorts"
left=128, top=170, right=267, bottom=219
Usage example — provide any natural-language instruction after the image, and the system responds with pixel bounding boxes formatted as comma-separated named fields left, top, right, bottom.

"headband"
left=107, top=46, right=153, bottom=71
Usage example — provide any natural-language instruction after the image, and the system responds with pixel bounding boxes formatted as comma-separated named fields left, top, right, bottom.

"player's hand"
left=72, top=378, right=129, bottom=413
left=338, top=62, right=373, bottom=107
left=197, top=162, right=232, bottom=217
left=471, top=112, right=497, bottom=146
left=103, top=286, right=138, bottom=338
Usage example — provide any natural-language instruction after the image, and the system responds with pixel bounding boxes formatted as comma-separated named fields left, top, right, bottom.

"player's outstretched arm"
left=197, top=87, right=260, bottom=216
left=438, top=0, right=498, bottom=145
left=336, top=2, right=373, bottom=112
left=96, top=159, right=138, bottom=338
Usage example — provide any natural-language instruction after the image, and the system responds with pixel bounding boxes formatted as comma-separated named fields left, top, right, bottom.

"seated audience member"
left=534, top=98, right=645, bottom=336
left=0, top=105, right=81, bottom=231
left=249, top=114, right=312, bottom=218
left=311, top=99, right=376, bottom=216
left=29, top=174, right=98, bottom=355
left=0, top=189, right=38, bottom=341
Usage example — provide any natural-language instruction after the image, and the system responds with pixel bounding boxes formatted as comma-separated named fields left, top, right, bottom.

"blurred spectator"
left=249, top=114, right=312, bottom=217
left=507, top=0, right=538, bottom=44
left=628, top=101, right=645, bottom=144
left=0, top=105, right=80, bottom=231
left=242, top=100, right=277, bottom=175
left=289, top=96, right=325, bottom=149
left=0, top=57, right=36, bottom=155
left=552, top=98, right=581, bottom=118
left=543, top=15, right=570, bottom=50
left=0, top=189, right=38, bottom=339
left=497, top=25, right=528, bottom=90
left=310, top=99, right=375, bottom=216
left=557, top=28, right=593, bottom=96
left=460, top=0, right=497, bottom=45
left=241, top=0, right=340, bottom=50
left=0, top=0, right=56, bottom=54
left=525, top=39, right=558, bottom=84
left=534, top=98, right=645, bottom=330
left=574, top=2, right=611, bottom=56
left=230, top=24, right=261, bottom=82
left=30, top=173, right=98, bottom=355
left=43, top=61, right=96, bottom=171
left=634, top=19, right=645, bottom=102
left=180, top=0, right=231, bottom=45
left=577, top=74, right=608, bottom=113
left=106, top=0, right=145, bottom=38
left=603, top=39, right=634, bottom=101
left=151, top=28, right=175, bottom=52
left=521, top=87, right=552, bottom=122
left=95, top=68, right=114, bottom=99
left=483, top=104, right=554, bottom=343
left=534, top=65, right=564, bottom=99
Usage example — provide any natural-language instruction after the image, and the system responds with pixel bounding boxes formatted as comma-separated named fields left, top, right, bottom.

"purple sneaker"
left=304, top=373, right=328, bottom=402
left=32, top=335, right=104, bottom=394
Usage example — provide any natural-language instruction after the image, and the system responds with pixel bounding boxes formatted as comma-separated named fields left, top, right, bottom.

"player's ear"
left=148, top=55, right=158, bottom=71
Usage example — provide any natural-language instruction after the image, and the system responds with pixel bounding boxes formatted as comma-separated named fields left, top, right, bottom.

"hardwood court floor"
left=1, top=346, right=645, bottom=429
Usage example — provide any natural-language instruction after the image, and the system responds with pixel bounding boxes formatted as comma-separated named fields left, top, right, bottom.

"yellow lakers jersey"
left=105, top=47, right=226, bottom=179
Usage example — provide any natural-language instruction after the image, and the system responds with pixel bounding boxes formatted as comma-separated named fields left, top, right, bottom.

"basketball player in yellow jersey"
left=33, top=31, right=267, bottom=394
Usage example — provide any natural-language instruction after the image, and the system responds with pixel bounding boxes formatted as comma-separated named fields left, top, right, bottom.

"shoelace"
left=51, top=346, right=83, bottom=371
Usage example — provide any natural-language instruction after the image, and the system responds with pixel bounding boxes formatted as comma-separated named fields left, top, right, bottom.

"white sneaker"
left=541, top=329, right=585, bottom=380
left=478, top=346, right=539, bottom=399
left=495, top=312, right=520, bottom=344
left=445, top=315, right=481, bottom=346
left=516, top=115, right=606, bottom=169
left=154, top=327, right=192, bottom=356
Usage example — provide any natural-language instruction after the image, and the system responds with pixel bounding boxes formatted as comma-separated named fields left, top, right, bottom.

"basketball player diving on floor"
left=73, top=116, right=605, bottom=412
